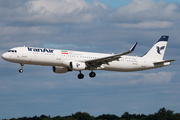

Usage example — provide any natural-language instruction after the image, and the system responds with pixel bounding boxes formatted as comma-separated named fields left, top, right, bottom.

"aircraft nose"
left=1, top=53, right=8, bottom=60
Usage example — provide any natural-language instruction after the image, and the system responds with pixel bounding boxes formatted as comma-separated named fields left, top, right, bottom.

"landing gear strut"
left=78, top=71, right=84, bottom=79
left=19, top=63, right=24, bottom=73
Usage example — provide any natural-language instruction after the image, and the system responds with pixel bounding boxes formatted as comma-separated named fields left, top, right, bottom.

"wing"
left=85, top=42, right=138, bottom=68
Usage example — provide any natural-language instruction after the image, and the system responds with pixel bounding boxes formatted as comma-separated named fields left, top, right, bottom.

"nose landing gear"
left=19, top=63, right=24, bottom=73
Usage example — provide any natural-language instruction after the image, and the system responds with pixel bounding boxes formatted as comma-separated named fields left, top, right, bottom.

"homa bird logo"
left=156, top=46, right=165, bottom=55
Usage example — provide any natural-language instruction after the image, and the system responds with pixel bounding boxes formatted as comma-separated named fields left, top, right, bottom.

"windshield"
left=8, top=50, right=17, bottom=53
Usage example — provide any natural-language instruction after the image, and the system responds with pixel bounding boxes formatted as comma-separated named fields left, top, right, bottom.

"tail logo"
left=157, top=46, right=165, bottom=55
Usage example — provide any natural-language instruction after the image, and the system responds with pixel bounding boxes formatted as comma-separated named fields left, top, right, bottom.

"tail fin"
left=142, top=35, right=169, bottom=60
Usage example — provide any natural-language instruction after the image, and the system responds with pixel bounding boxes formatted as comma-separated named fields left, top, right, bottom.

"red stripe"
left=62, top=52, right=68, bottom=54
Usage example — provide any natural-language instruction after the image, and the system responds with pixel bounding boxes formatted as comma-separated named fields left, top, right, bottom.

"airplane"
left=1, top=35, right=176, bottom=79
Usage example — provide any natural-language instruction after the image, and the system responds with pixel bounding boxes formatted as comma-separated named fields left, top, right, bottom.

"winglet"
left=130, top=42, right=138, bottom=51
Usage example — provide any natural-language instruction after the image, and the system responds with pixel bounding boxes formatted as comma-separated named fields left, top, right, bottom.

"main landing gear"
left=77, top=71, right=96, bottom=79
left=78, top=71, right=84, bottom=79
left=19, top=63, right=24, bottom=73
left=89, top=71, right=96, bottom=78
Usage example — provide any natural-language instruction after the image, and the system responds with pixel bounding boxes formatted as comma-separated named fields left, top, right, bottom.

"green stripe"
left=61, top=50, right=68, bottom=52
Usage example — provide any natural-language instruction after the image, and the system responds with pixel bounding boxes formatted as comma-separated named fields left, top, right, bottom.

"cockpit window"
left=8, top=50, right=17, bottom=53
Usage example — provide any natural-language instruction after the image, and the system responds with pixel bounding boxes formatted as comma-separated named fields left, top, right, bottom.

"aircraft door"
left=57, top=51, right=61, bottom=60
left=22, top=46, right=27, bottom=57
left=142, top=58, right=146, bottom=67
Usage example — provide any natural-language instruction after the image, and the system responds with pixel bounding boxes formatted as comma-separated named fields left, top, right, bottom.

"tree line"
left=3, top=107, right=180, bottom=120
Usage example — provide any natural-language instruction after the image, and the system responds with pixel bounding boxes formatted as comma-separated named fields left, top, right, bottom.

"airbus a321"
left=1, top=36, right=176, bottom=79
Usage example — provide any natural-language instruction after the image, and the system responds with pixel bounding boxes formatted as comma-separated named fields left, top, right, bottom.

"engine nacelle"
left=52, top=66, right=68, bottom=74
left=69, top=61, right=86, bottom=71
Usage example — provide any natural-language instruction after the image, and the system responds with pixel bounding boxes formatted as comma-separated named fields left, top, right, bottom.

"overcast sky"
left=0, top=0, right=180, bottom=119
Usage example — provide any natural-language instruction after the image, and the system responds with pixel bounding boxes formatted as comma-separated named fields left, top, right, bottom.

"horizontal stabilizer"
left=154, top=59, right=176, bottom=64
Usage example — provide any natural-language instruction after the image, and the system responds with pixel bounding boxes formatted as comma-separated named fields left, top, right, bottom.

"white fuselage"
left=2, top=46, right=168, bottom=72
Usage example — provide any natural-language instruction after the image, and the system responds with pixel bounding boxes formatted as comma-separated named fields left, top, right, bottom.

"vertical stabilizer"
left=142, top=36, right=169, bottom=60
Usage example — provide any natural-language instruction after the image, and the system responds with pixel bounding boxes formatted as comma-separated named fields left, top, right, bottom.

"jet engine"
left=52, top=66, right=69, bottom=73
left=69, top=61, right=86, bottom=71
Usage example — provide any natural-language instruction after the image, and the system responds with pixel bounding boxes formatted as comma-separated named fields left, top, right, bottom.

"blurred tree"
left=72, top=112, right=94, bottom=120
left=95, top=114, right=119, bottom=120
left=121, top=112, right=130, bottom=120
left=3, top=107, right=180, bottom=120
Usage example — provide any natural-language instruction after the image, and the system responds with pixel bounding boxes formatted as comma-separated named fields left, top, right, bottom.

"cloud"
left=1, top=0, right=180, bottom=28
left=0, top=26, right=50, bottom=36
left=1, top=0, right=180, bottom=56
left=97, top=71, right=174, bottom=86
left=27, top=0, right=90, bottom=14
left=107, top=0, right=180, bottom=29
left=1, top=0, right=110, bottom=25
left=44, top=71, right=174, bottom=89
left=142, top=71, right=173, bottom=84
left=116, top=21, right=173, bottom=29
left=0, top=0, right=108, bottom=26
left=27, top=0, right=92, bottom=23
left=93, top=0, right=109, bottom=9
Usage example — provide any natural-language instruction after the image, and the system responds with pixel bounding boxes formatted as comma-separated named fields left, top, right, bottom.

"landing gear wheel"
left=89, top=72, right=96, bottom=78
left=19, top=63, right=24, bottom=73
left=78, top=73, right=84, bottom=79
left=19, top=69, right=23, bottom=73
